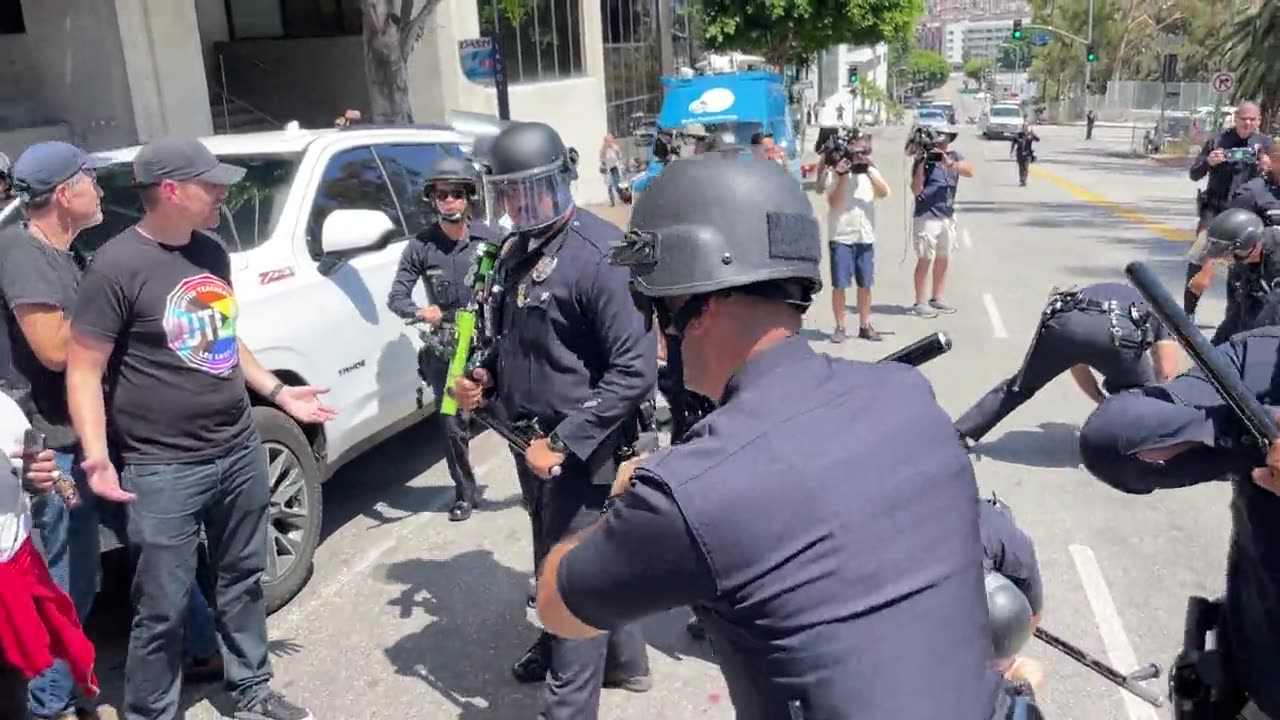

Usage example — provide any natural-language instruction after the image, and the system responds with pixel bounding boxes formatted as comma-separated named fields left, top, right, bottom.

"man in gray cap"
left=66, top=137, right=333, bottom=720
left=0, top=140, right=107, bottom=720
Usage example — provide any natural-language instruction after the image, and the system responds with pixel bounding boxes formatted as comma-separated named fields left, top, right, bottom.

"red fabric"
left=0, top=539, right=98, bottom=697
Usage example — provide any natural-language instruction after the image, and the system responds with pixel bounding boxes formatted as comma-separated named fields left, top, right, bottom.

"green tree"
left=907, top=49, right=950, bottom=92
left=997, top=40, right=1032, bottom=71
left=1216, top=1, right=1280, bottom=130
left=361, top=0, right=444, bottom=123
left=694, top=0, right=925, bottom=67
left=963, top=57, right=994, bottom=83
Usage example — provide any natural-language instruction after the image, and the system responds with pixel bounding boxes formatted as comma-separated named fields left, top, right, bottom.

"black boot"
left=511, top=634, right=551, bottom=684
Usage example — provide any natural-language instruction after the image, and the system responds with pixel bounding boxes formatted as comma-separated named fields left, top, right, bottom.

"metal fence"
left=1092, top=80, right=1225, bottom=123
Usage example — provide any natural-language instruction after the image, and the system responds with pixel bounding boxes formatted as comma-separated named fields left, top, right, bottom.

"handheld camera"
left=906, top=125, right=948, bottom=163
left=821, top=128, right=871, bottom=175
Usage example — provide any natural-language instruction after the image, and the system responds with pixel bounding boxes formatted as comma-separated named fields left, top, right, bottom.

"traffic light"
left=847, top=64, right=859, bottom=85
left=1012, top=19, right=1023, bottom=40
left=1086, top=43, right=1097, bottom=63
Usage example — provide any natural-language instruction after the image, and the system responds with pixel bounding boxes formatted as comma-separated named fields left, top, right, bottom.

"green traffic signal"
left=847, top=65, right=859, bottom=85
left=1086, top=43, right=1097, bottom=63
left=1012, top=19, right=1023, bottom=40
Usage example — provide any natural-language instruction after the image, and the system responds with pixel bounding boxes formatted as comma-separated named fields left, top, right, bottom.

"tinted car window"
left=307, top=146, right=405, bottom=258
left=77, top=154, right=300, bottom=261
left=374, top=143, right=465, bottom=236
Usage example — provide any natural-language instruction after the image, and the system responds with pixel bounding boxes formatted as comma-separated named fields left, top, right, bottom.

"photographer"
left=1184, top=102, right=1272, bottom=321
left=909, top=125, right=973, bottom=318
left=825, top=132, right=890, bottom=342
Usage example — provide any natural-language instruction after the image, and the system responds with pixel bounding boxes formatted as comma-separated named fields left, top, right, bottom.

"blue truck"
left=630, top=59, right=803, bottom=197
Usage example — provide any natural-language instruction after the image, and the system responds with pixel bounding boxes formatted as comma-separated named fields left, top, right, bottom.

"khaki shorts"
left=913, top=217, right=958, bottom=259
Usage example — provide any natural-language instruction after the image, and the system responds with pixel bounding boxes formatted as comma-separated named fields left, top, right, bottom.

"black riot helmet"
left=613, top=157, right=821, bottom=334
left=986, top=571, right=1034, bottom=659
left=1204, top=207, right=1266, bottom=261
left=422, top=156, right=481, bottom=222
left=483, top=121, right=577, bottom=235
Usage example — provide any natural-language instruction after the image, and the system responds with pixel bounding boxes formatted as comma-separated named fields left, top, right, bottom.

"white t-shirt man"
left=0, top=392, right=31, bottom=563
left=827, top=166, right=886, bottom=245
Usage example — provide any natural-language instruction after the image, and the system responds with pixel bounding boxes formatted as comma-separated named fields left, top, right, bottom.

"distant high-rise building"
left=928, top=0, right=1029, bottom=22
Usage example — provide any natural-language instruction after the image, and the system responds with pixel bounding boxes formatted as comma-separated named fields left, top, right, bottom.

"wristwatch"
left=546, top=432, right=568, bottom=454
left=267, top=381, right=285, bottom=402
left=601, top=494, right=625, bottom=515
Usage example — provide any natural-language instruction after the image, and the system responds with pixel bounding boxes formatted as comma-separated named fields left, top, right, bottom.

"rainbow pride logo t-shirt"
left=163, top=273, right=239, bottom=377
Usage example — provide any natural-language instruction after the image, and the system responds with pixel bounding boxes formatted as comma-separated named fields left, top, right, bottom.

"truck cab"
left=632, top=52, right=802, bottom=197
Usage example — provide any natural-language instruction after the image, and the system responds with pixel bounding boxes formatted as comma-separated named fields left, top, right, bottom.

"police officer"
left=1079, top=325, right=1280, bottom=720
left=955, top=282, right=1182, bottom=446
left=532, top=157, right=1024, bottom=719
left=1009, top=121, right=1039, bottom=187
left=1229, top=141, right=1280, bottom=224
left=450, top=121, right=654, bottom=717
left=1197, top=208, right=1280, bottom=345
left=387, top=156, right=490, bottom=522
left=1184, top=102, right=1272, bottom=320
left=979, top=496, right=1045, bottom=694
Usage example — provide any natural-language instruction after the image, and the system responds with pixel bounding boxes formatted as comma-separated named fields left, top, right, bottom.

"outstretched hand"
left=276, top=385, right=338, bottom=424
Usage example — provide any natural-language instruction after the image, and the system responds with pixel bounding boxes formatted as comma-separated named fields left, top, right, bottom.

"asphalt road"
left=83, top=109, right=1234, bottom=719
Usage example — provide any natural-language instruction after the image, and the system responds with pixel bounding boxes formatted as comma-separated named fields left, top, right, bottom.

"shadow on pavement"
left=380, top=550, right=544, bottom=718
left=973, top=421, right=1083, bottom=469
left=640, top=608, right=717, bottom=666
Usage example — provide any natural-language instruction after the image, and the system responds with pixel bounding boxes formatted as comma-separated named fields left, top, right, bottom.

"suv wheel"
left=253, top=405, right=323, bottom=614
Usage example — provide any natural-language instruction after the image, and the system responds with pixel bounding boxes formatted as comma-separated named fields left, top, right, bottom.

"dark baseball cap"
left=11, top=141, right=109, bottom=198
left=133, top=137, right=245, bottom=187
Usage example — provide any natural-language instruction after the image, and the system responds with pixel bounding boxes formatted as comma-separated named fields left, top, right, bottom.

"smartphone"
left=22, top=428, right=79, bottom=508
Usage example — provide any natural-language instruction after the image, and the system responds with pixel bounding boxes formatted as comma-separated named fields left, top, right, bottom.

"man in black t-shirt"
left=66, top=138, right=335, bottom=720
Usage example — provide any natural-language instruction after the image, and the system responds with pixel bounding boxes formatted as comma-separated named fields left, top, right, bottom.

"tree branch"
left=399, top=0, right=444, bottom=62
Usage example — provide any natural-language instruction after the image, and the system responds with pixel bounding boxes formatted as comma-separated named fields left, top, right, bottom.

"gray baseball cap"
left=133, top=137, right=245, bottom=187
left=11, top=141, right=109, bottom=198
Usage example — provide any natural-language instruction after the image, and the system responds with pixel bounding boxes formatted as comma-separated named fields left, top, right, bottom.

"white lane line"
left=982, top=293, right=1008, bottom=339
left=1069, top=544, right=1160, bottom=720
left=961, top=227, right=973, bottom=249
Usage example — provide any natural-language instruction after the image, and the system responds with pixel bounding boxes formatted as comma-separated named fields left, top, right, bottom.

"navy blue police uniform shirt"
left=1190, top=129, right=1272, bottom=210
left=979, top=499, right=1044, bottom=616
left=1211, top=233, right=1280, bottom=345
left=913, top=150, right=964, bottom=219
left=387, top=221, right=495, bottom=319
left=489, top=209, right=656, bottom=463
left=1071, top=282, right=1173, bottom=388
left=1079, top=326, right=1280, bottom=718
left=1229, top=173, right=1280, bottom=225
left=557, top=335, right=1006, bottom=720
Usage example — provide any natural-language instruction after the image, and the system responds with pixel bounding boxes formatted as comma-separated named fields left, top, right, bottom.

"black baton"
left=1124, top=261, right=1280, bottom=448
left=879, top=331, right=953, bottom=367
left=1034, top=626, right=1164, bottom=707
left=471, top=409, right=562, bottom=477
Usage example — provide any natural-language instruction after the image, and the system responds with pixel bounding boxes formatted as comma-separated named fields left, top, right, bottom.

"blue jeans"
left=121, top=433, right=274, bottom=720
left=184, top=542, right=219, bottom=663
left=28, top=449, right=99, bottom=717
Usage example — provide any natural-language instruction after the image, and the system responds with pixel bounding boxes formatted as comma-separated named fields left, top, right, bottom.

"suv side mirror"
left=318, top=208, right=396, bottom=276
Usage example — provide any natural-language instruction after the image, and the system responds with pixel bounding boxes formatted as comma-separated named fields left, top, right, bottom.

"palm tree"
left=1216, top=1, right=1280, bottom=130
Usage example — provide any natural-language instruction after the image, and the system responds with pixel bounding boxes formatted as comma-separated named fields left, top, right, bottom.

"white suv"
left=82, top=125, right=471, bottom=612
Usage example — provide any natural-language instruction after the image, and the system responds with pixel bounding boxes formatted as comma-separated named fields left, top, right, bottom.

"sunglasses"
left=433, top=189, right=468, bottom=201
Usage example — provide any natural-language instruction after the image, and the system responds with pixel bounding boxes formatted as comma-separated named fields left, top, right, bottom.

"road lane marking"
left=982, top=293, right=1008, bottom=338
left=1029, top=165, right=1194, bottom=243
left=961, top=227, right=973, bottom=249
left=1069, top=544, right=1160, bottom=720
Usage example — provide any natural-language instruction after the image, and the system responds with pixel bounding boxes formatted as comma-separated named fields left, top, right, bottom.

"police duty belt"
left=1012, top=288, right=1153, bottom=393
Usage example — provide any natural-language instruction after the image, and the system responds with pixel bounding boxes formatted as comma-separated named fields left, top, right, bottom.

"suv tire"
left=253, top=405, right=323, bottom=614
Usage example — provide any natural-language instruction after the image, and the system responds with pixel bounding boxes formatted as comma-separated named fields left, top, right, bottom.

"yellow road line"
left=1028, top=165, right=1195, bottom=243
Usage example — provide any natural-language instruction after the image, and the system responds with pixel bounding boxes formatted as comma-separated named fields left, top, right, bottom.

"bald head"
left=1234, top=102, right=1261, bottom=138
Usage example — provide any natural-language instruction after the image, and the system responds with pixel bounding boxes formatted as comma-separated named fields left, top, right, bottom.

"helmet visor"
left=484, top=164, right=574, bottom=233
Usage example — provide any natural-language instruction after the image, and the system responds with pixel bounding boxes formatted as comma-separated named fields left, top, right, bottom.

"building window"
left=602, top=0, right=663, bottom=138
left=476, top=0, right=585, bottom=85
left=0, top=0, right=24, bottom=35
left=226, top=0, right=362, bottom=40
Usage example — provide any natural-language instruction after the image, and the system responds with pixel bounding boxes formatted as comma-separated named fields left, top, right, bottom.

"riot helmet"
left=1203, top=207, right=1266, bottom=261
left=612, top=156, right=821, bottom=334
left=422, top=156, right=481, bottom=223
left=483, top=121, right=577, bottom=235
left=985, top=571, right=1034, bottom=659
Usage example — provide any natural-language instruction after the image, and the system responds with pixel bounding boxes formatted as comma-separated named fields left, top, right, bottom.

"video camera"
left=906, top=125, right=948, bottom=163
left=819, top=127, right=871, bottom=174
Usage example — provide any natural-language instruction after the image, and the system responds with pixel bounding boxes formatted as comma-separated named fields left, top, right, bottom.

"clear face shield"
left=484, top=163, right=575, bottom=235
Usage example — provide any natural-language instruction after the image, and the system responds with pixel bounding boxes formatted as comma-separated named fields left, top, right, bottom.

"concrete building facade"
left=817, top=43, right=889, bottom=125
left=0, top=0, right=674, bottom=205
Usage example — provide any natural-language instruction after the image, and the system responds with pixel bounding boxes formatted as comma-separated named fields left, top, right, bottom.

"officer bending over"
left=1078, top=325, right=1280, bottom=720
left=451, top=122, right=654, bottom=718
left=979, top=497, right=1046, bottom=694
left=1197, top=209, right=1280, bottom=345
left=387, top=157, right=490, bottom=522
left=955, top=282, right=1181, bottom=447
left=534, top=157, right=1022, bottom=720
left=1184, top=102, right=1271, bottom=321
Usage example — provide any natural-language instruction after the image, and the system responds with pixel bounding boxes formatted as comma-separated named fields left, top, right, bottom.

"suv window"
left=308, top=146, right=406, bottom=258
left=374, top=143, right=466, bottom=236
left=78, top=154, right=300, bottom=260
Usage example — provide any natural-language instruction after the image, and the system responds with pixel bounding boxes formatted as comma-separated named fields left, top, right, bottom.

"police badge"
left=532, top=255, right=558, bottom=283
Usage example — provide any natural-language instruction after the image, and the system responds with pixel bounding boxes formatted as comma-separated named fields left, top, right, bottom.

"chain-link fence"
left=1093, top=81, right=1224, bottom=123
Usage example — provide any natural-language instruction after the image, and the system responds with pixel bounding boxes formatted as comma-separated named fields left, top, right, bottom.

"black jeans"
left=0, top=661, right=29, bottom=720
left=121, top=432, right=273, bottom=720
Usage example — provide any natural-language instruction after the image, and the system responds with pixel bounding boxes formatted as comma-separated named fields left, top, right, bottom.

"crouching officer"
left=532, top=156, right=1020, bottom=719
left=450, top=121, right=654, bottom=718
left=1078, top=326, right=1280, bottom=720
left=1197, top=209, right=1280, bottom=345
left=980, top=496, right=1046, bottom=695
left=386, top=156, right=489, bottom=521
left=955, top=282, right=1182, bottom=446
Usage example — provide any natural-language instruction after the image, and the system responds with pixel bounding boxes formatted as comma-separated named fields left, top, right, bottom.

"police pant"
left=1016, top=158, right=1030, bottom=185
left=514, top=458, right=650, bottom=720
left=955, top=311, right=1155, bottom=442
left=428, top=365, right=479, bottom=504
